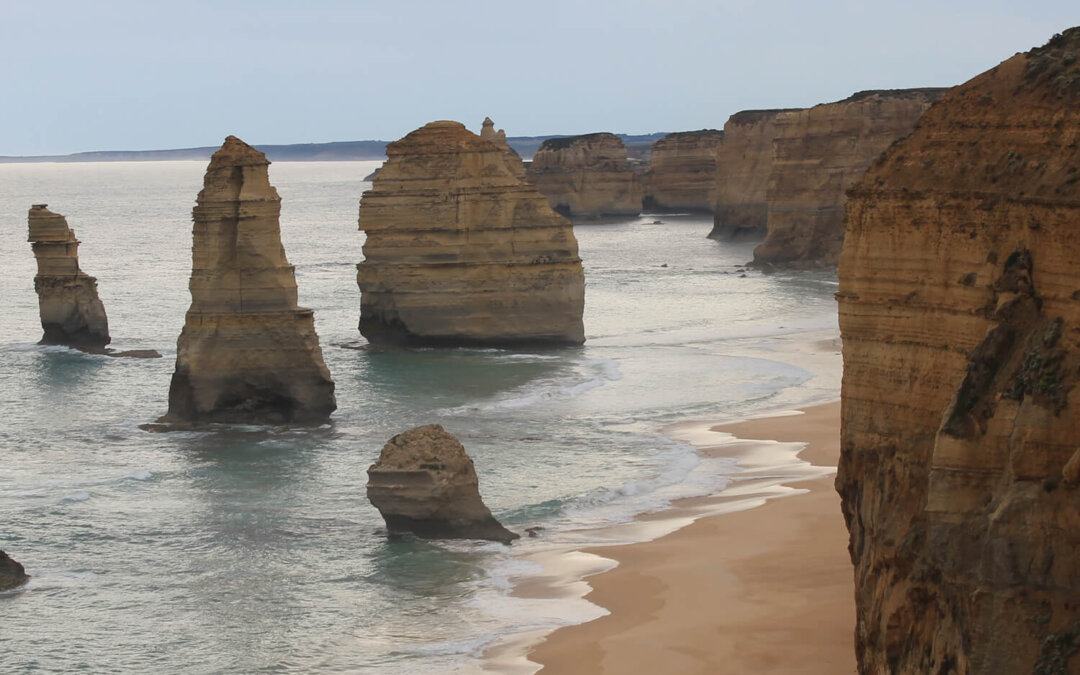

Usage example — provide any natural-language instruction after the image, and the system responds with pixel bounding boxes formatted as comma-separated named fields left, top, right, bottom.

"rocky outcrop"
left=526, top=132, right=641, bottom=218
left=27, top=204, right=110, bottom=348
left=754, top=88, right=946, bottom=266
left=356, top=120, right=585, bottom=347
left=162, top=136, right=336, bottom=425
left=0, top=551, right=28, bottom=591
left=366, top=424, right=518, bottom=544
left=709, top=109, right=799, bottom=241
left=480, top=117, right=527, bottom=178
left=837, top=28, right=1080, bottom=674
left=642, top=129, right=723, bottom=212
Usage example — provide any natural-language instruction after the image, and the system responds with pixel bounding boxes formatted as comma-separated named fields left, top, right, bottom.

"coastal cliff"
left=27, top=204, right=110, bottom=348
left=526, top=132, right=641, bottom=218
left=642, top=129, right=723, bottom=213
left=480, top=117, right=527, bottom=178
left=754, top=88, right=946, bottom=266
left=710, top=110, right=797, bottom=240
left=837, top=28, right=1080, bottom=674
left=356, top=121, right=585, bottom=346
left=163, top=136, right=336, bottom=425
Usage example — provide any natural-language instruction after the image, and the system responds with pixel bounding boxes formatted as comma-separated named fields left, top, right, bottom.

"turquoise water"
left=0, top=161, right=839, bottom=673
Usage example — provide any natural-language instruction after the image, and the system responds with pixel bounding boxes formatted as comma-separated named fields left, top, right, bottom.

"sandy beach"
left=523, top=401, right=856, bottom=675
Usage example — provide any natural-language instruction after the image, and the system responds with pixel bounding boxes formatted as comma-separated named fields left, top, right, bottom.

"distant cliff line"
left=0, top=133, right=668, bottom=164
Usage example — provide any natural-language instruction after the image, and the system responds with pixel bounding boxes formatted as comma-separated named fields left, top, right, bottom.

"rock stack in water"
left=163, top=136, right=336, bottom=425
left=837, top=28, right=1080, bottom=673
left=27, top=204, right=110, bottom=348
left=754, top=88, right=946, bottom=266
left=356, top=120, right=585, bottom=347
left=479, top=116, right=527, bottom=178
left=0, top=551, right=29, bottom=591
left=366, top=424, right=518, bottom=544
left=642, top=129, right=724, bottom=213
left=527, top=132, right=641, bottom=218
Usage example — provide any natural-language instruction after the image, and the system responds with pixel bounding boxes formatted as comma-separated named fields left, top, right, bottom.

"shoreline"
left=482, top=400, right=854, bottom=674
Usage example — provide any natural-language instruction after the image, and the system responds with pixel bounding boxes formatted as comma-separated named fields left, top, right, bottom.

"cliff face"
left=27, top=204, right=110, bottom=348
left=837, top=28, right=1080, bottom=674
left=754, top=88, right=946, bottom=266
left=164, top=136, right=336, bottom=425
left=526, top=132, right=641, bottom=218
left=710, top=110, right=798, bottom=240
left=480, top=117, right=526, bottom=178
left=356, top=121, right=585, bottom=347
left=642, top=129, right=723, bottom=213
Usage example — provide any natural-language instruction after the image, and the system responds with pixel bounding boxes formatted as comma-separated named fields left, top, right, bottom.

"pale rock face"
left=754, top=88, right=945, bottom=266
left=642, top=129, right=724, bottom=213
left=366, top=424, right=518, bottom=544
left=838, top=28, right=1080, bottom=674
left=27, top=205, right=110, bottom=347
left=163, top=136, right=336, bottom=425
left=356, top=120, right=585, bottom=347
left=527, top=132, right=642, bottom=218
left=709, top=109, right=799, bottom=241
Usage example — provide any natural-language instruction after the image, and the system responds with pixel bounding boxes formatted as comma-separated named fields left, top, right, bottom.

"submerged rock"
left=27, top=204, right=110, bottom=348
left=356, top=120, right=585, bottom=347
left=837, top=27, right=1080, bottom=674
left=0, top=551, right=29, bottom=591
left=527, top=132, right=641, bottom=218
left=366, top=424, right=518, bottom=544
left=161, top=136, right=336, bottom=425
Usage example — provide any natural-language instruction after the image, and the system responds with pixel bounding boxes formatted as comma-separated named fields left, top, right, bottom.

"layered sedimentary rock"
left=837, top=28, right=1080, bottom=674
left=709, top=109, right=799, bottom=240
left=356, top=120, right=585, bottom=346
left=163, top=136, right=336, bottom=425
left=642, top=129, right=724, bottom=212
left=0, top=551, right=29, bottom=591
left=367, top=424, right=518, bottom=544
left=27, top=204, right=110, bottom=348
left=480, top=117, right=527, bottom=178
left=754, top=88, right=946, bottom=266
left=526, top=132, right=641, bottom=218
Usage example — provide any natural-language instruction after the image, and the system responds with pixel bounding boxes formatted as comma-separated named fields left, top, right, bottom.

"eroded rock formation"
left=642, top=129, right=724, bottom=213
left=367, top=424, right=518, bottom=544
left=0, top=551, right=29, bottom=591
left=527, top=132, right=641, bottom=218
left=356, top=120, right=585, bottom=347
left=709, top=109, right=798, bottom=241
left=162, top=136, right=335, bottom=425
left=837, top=28, right=1080, bottom=674
left=27, top=204, right=110, bottom=348
left=755, top=88, right=946, bottom=266
left=480, top=116, right=527, bottom=178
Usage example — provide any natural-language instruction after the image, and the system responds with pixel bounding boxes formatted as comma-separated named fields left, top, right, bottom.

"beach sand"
left=525, top=401, right=856, bottom=675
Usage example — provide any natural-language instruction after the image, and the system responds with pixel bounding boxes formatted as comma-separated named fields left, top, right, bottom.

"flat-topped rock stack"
left=162, top=136, right=335, bottom=425
left=642, top=129, right=724, bottom=213
left=356, top=120, right=585, bottom=347
left=526, top=132, right=642, bottom=218
left=754, top=88, right=946, bottom=266
left=27, top=204, right=110, bottom=348
left=838, top=28, right=1080, bottom=673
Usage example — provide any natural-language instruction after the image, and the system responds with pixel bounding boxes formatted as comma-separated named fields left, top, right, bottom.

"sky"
left=0, top=0, right=1076, bottom=155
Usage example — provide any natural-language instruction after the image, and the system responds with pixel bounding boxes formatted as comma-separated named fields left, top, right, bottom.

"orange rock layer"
left=838, top=28, right=1080, bottom=673
left=642, top=129, right=724, bottom=213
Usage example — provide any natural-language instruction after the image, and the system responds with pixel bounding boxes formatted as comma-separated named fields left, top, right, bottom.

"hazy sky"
left=1, top=1, right=1075, bottom=155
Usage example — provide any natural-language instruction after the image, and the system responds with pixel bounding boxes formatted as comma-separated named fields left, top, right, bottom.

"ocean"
left=0, top=160, right=839, bottom=673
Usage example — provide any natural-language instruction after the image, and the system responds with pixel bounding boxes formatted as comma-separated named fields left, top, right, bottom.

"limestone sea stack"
left=709, top=109, right=800, bottom=241
left=526, top=132, right=642, bottom=218
left=479, top=116, right=527, bottom=178
left=27, top=204, right=110, bottom=348
left=838, top=28, right=1080, bottom=673
left=642, top=129, right=724, bottom=213
left=754, top=88, right=946, bottom=266
left=163, top=136, right=336, bottom=425
left=366, top=424, right=518, bottom=544
left=0, top=551, right=29, bottom=591
left=356, top=120, right=585, bottom=347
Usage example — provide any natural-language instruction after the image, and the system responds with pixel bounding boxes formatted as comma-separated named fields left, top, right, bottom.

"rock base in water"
left=366, top=424, right=518, bottom=544
left=0, top=551, right=29, bottom=591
